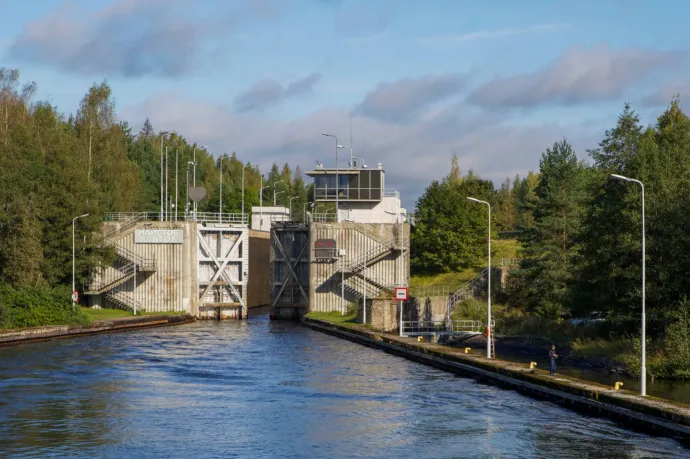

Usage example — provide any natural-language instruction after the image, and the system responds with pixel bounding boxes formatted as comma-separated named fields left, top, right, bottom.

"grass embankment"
left=81, top=307, right=186, bottom=322
left=0, top=282, right=187, bottom=331
left=410, top=238, right=521, bottom=291
left=306, top=311, right=358, bottom=326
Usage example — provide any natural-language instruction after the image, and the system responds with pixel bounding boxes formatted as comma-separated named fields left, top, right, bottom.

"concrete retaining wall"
left=0, top=315, right=196, bottom=347
left=303, top=317, right=690, bottom=440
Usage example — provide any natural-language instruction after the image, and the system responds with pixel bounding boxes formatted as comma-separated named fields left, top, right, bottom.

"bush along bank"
left=0, top=283, right=89, bottom=330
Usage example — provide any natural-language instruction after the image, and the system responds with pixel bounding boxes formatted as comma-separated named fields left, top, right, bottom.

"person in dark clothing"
left=549, top=344, right=558, bottom=375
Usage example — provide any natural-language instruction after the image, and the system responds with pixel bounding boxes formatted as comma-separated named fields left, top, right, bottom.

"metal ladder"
left=490, top=323, right=496, bottom=359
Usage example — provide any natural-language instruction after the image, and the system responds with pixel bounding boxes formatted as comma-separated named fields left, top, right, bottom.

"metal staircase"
left=104, top=290, right=142, bottom=312
left=85, top=240, right=156, bottom=310
left=446, top=268, right=489, bottom=322
left=103, top=212, right=149, bottom=239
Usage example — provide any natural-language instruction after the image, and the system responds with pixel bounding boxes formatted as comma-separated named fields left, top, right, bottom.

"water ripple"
left=0, top=315, right=688, bottom=458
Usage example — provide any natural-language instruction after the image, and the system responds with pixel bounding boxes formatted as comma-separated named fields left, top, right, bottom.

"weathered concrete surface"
left=0, top=314, right=195, bottom=347
left=303, top=317, right=690, bottom=439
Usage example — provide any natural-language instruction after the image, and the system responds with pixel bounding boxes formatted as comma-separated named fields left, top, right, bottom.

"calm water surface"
left=1, top=314, right=688, bottom=458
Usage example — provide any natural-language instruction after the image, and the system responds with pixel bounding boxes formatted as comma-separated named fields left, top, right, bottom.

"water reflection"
left=0, top=316, right=688, bottom=458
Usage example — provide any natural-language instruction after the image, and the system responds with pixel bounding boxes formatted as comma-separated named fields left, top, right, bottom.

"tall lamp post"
left=219, top=155, right=225, bottom=222
left=611, top=173, right=646, bottom=396
left=321, top=133, right=344, bottom=223
left=467, top=197, right=492, bottom=359
left=193, top=144, right=209, bottom=220
left=159, top=132, right=172, bottom=221
left=241, top=164, right=248, bottom=223
left=289, top=196, right=299, bottom=220
left=72, top=213, right=89, bottom=311
left=272, top=180, right=284, bottom=206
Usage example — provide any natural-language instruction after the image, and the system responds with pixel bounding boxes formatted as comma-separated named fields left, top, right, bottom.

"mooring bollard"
left=464, top=347, right=471, bottom=354
left=530, top=362, right=537, bottom=369
left=614, top=382, right=624, bottom=391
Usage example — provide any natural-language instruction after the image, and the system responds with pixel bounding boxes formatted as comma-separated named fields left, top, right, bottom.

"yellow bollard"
left=614, top=382, right=624, bottom=391
left=529, top=362, right=537, bottom=369
left=464, top=347, right=471, bottom=353
left=417, top=336, right=424, bottom=342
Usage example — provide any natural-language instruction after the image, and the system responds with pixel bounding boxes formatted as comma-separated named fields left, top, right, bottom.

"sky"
left=2, top=0, right=689, bottom=209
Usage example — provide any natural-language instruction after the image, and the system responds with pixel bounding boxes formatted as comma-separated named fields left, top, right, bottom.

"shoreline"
left=303, top=317, right=690, bottom=441
left=0, top=314, right=196, bottom=347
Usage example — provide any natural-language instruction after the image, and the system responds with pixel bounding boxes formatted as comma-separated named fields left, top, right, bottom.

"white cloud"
left=121, top=93, right=598, bottom=209
left=420, top=23, right=567, bottom=43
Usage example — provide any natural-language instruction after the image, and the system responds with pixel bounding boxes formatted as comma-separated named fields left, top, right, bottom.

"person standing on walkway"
left=549, top=344, right=558, bottom=376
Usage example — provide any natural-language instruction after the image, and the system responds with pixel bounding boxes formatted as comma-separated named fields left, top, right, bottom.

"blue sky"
left=2, top=0, right=689, bottom=208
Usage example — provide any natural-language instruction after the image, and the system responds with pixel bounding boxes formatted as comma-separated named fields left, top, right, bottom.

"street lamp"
left=259, top=173, right=266, bottom=230
left=241, top=164, right=248, bottom=223
left=467, top=197, right=492, bottom=359
left=193, top=144, right=209, bottom=220
left=72, top=213, right=89, bottom=311
left=289, top=196, right=299, bottom=220
left=321, top=133, right=344, bottom=223
left=219, top=155, right=225, bottom=222
left=275, top=190, right=285, bottom=207
left=611, top=173, right=646, bottom=396
left=159, top=132, right=173, bottom=221
left=271, top=180, right=284, bottom=206
left=186, top=161, right=196, bottom=216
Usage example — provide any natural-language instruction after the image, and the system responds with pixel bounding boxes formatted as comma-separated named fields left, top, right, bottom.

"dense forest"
left=412, top=98, right=690, bottom=376
left=0, top=68, right=310, bottom=326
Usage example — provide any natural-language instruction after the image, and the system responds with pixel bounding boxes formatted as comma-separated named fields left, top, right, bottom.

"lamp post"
left=219, top=155, right=225, bottom=223
left=272, top=180, right=284, bottom=206
left=159, top=132, right=172, bottom=221
left=259, top=174, right=265, bottom=230
left=241, top=164, right=248, bottom=223
left=289, top=196, right=299, bottom=220
left=467, top=197, right=492, bottom=359
left=275, top=190, right=285, bottom=207
left=321, top=133, right=344, bottom=223
left=72, top=213, right=89, bottom=311
left=193, top=144, right=209, bottom=221
left=610, top=173, right=646, bottom=396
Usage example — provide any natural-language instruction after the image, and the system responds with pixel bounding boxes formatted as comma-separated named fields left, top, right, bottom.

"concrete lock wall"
left=405, top=296, right=447, bottom=322
left=90, top=221, right=198, bottom=314
left=248, top=230, right=271, bottom=308
left=309, top=221, right=409, bottom=314
left=356, top=299, right=398, bottom=332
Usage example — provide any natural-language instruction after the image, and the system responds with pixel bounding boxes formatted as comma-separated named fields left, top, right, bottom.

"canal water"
left=1, top=314, right=688, bottom=458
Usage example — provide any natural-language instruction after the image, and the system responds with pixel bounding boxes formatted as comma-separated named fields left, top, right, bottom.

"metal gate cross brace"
left=271, top=231, right=309, bottom=308
left=197, top=230, right=245, bottom=307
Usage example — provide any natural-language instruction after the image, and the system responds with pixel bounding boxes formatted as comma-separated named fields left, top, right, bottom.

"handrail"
left=103, top=212, right=249, bottom=225
left=105, top=290, right=141, bottom=311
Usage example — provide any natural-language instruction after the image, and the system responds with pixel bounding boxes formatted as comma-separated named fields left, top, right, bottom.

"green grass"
left=306, top=311, right=358, bottom=326
left=492, top=238, right=521, bottom=260
left=80, top=307, right=186, bottom=322
left=410, top=239, right=522, bottom=291
left=410, top=269, right=478, bottom=290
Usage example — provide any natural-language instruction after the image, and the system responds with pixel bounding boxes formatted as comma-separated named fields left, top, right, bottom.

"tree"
left=411, top=161, right=496, bottom=274
left=509, top=139, right=588, bottom=318
left=75, top=82, right=115, bottom=182
left=495, top=177, right=516, bottom=232
left=139, top=118, right=154, bottom=138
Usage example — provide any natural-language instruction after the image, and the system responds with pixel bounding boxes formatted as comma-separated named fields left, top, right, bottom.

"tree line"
left=0, top=68, right=311, bottom=296
left=412, top=98, right=690, bottom=341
